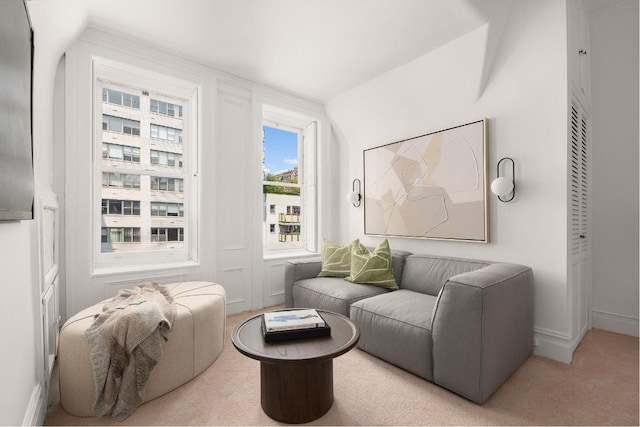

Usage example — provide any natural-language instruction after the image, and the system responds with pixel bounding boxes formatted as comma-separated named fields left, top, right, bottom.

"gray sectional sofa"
left=284, top=250, right=534, bottom=404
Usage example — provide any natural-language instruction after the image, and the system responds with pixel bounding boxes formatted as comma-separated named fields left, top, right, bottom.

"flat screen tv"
left=0, top=0, right=34, bottom=220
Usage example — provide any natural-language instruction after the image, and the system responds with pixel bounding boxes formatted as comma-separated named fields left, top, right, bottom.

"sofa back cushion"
left=390, top=250, right=412, bottom=286
left=401, top=255, right=491, bottom=296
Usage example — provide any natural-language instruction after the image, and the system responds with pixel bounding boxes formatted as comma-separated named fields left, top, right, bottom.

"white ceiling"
left=49, top=0, right=505, bottom=102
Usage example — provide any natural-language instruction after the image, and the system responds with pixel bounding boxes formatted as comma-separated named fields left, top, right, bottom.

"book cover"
left=263, top=308, right=326, bottom=332
left=261, top=313, right=331, bottom=343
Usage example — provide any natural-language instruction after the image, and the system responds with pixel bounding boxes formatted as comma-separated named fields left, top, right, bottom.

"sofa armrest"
left=283, top=257, right=323, bottom=307
left=431, top=263, right=534, bottom=403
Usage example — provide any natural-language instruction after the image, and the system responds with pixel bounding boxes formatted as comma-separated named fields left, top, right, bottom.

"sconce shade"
left=492, top=157, right=515, bottom=202
left=491, top=176, right=514, bottom=197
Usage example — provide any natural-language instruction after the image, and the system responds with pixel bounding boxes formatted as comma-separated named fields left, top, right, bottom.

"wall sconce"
left=491, top=157, right=515, bottom=202
left=346, top=178, right=362, bottom=207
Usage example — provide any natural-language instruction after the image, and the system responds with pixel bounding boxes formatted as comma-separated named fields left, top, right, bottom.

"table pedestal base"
left=260, top=359, right=333, bottom=424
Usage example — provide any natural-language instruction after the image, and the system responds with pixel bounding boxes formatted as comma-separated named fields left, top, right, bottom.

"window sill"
left=263, top=249, right=319, bottom=262
left=92, top=259, right=199, bottom=277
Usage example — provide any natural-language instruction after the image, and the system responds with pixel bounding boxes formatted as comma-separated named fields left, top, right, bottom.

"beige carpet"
left=45, top=307, right=639, bottom=426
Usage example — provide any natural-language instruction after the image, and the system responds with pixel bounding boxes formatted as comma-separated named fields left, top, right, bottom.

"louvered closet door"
left=570, top=97, right=591, bottom=337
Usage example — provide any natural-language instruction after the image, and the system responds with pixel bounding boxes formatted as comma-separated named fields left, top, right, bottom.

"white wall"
left=1, top=1, right=88, bottom=424
left=327, top=0, right=573, bottom=361
left=589, top=0, right=639, bottom=336
left=0, top=222, right=38, bottom=425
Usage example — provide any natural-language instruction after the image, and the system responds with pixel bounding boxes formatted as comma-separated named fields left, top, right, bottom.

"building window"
left=102, top=227, right=141, bottom=243
left=269, top=224, right=275, bottom=233
left=102, top=114, right=140, bottom=136
left=150, top=149, right=182, bottom=167
left=150, top=202, right=184, bottom=217
left=287, top=205, right=300, bottom=215
left=102, top=88, right=140, bottom=109
left=102, top=199, right=141, bottom=216
left=102, top=172, right=140, bottom=189
left=102, top=143, right=141, bottom=163
left=150, top=176, right=183, bottom=192
left=151, top=227, right=184, bottom=242
left=150, top=124, right=182, bottom=143
left=269, top=204, right=276, bottom=214
left=150, top=99, right=182, bottom=118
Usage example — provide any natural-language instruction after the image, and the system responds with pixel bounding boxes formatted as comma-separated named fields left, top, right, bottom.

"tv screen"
left=0, top=0, right=34, bottom=220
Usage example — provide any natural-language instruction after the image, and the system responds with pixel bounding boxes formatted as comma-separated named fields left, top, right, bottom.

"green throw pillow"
left=346, top=239, right=399, bottom=290
left=317, top=239, right=356, bottom=277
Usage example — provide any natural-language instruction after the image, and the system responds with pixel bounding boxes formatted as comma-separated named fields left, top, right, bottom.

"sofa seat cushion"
left=350, top=289, right=437, bottom=381
left=292, top=276, right=390, bottom=316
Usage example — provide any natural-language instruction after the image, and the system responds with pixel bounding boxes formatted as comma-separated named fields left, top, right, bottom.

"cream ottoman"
left=58, top=281, right=226, bottom=417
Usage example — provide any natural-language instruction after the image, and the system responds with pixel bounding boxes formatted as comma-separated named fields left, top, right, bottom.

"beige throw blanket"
left=84, top=282, right=176, bottom=420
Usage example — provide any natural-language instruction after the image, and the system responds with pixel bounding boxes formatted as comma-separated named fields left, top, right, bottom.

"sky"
left=263, top=125, right=298, bottom=176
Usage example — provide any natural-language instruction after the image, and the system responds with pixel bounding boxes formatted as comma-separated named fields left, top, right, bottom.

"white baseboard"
left=592, top=310, right=639, bottom=337
left=533, top=327, right=574, bottom=364
left=534, top=316, right=629, bottom=364
left=22, top=382, right=46, bottom=426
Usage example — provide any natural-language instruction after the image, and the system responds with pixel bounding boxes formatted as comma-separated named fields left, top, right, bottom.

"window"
left=150, top=176, right=183, bottom=192
left=102, top=115, right=141, bottom=136
left=102, top=143, right=141, bottom=163
left=150, top=202, right=184, bottom=217
left=102, top=199, right=141, bottom=216
left=151, top=227, right=184, bottom=242
left=261, top=110, right=317, bottom=255
left=102, top=172, right=140, bottom=189
left=102, top=227, right=141, bottom=243
left=150, top=149, right=182, bottom=167
left=94, top=65, right=198, bottom=267
left=150, top=99, right=182, bottom=118
left=102, top=88, right=140, bottom=109
left=150, top=124, right=182, bottom=143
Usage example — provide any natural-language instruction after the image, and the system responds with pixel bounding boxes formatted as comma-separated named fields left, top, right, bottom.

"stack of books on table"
left=261, top=308, right=331, bottom=342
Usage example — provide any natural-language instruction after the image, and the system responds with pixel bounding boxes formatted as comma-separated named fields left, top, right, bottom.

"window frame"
left=92, top=59, right=200, bottom=271
left=261, top=107, right=318, bottom=259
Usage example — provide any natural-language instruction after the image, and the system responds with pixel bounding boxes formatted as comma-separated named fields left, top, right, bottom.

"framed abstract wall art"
left=364, top=119, right=488, bottom=242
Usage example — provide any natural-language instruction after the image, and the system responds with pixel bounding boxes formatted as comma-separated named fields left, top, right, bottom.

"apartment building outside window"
left=94, top=63, right=199, bottom=266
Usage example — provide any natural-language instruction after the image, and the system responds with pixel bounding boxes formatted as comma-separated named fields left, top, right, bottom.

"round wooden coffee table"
left=231, top=309, right=360, bottom=424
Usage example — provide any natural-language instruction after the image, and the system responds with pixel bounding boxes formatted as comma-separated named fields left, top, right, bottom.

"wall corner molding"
left=533, top=327, right=575, bottom=364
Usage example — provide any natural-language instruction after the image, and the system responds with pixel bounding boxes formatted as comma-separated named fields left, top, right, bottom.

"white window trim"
left=262, top=104, right=318, bottom=260
left=92, top=58, right=200, bottom=273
